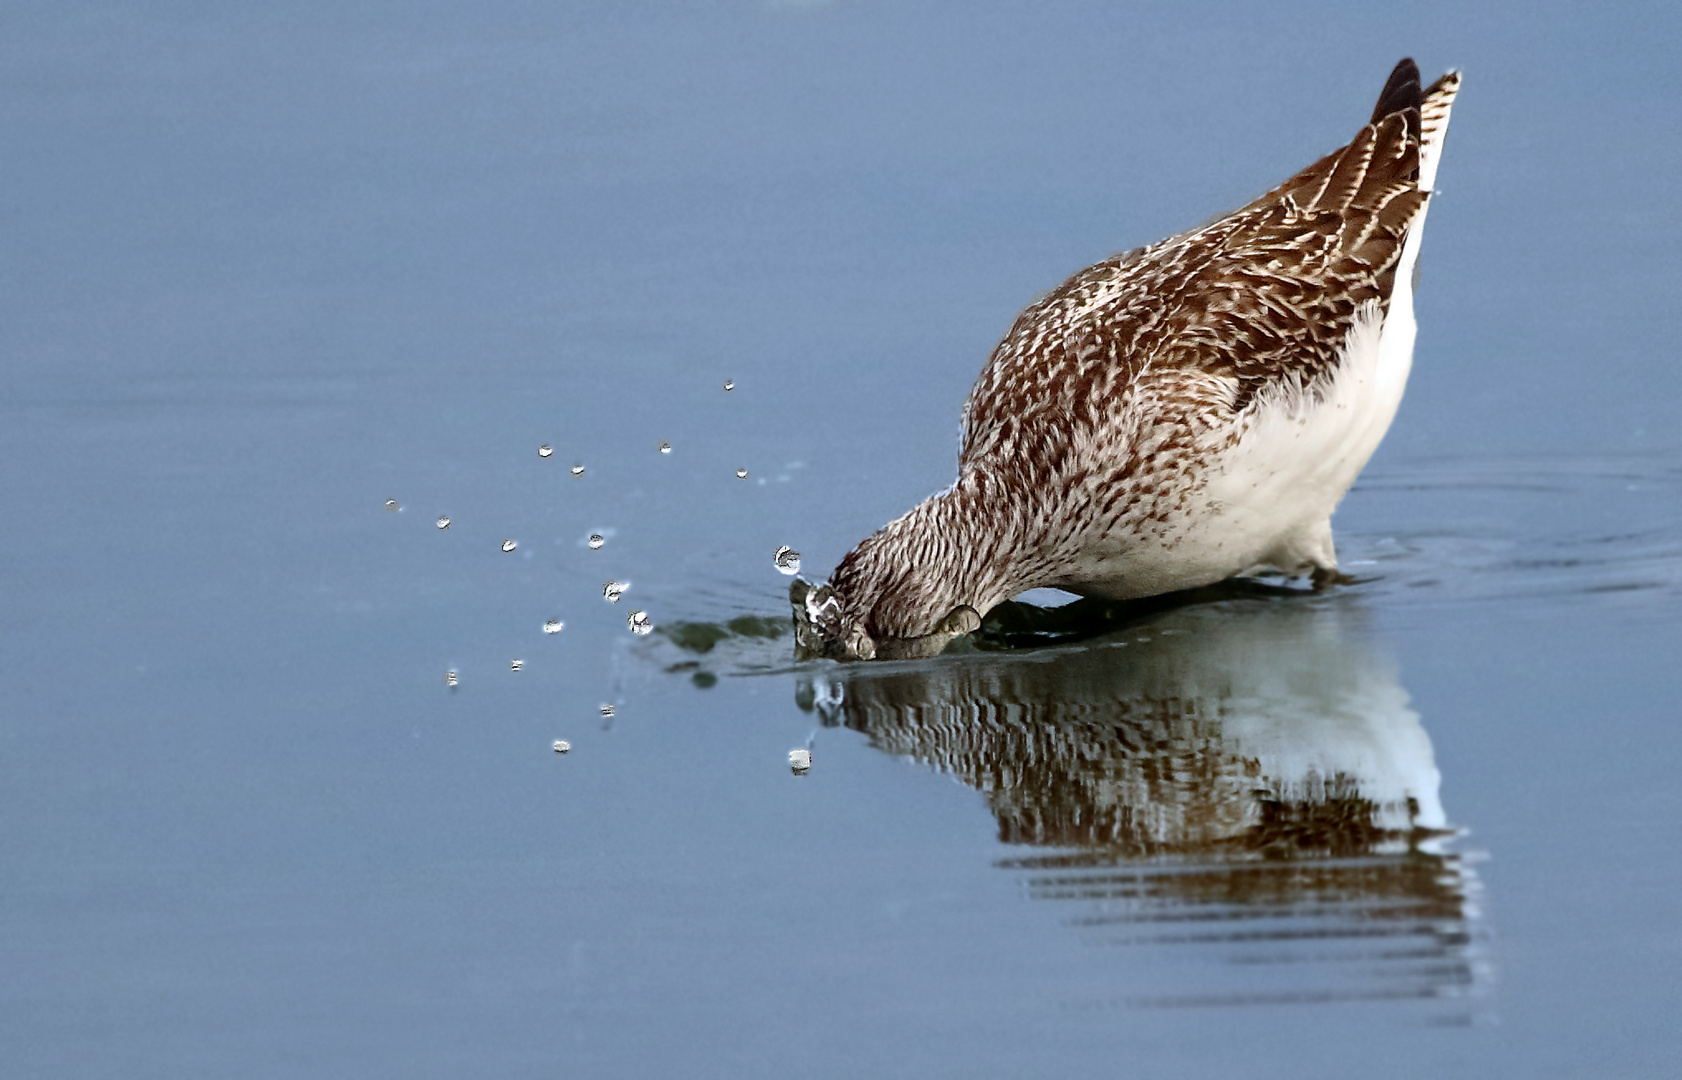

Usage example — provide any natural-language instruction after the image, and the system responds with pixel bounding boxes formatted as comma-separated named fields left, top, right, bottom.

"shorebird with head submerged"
left=792, top=59, right=1460, bottom=662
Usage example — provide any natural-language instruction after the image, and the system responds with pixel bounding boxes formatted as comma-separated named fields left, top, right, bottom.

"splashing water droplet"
left=736, top=468, right=748, bottom=479
left=510, top=659, right=524, bottom=672
left=501, top=539, right=517, bottom=553
left=602, top=581, right=627, bottom=603
left=543, top=619, right=563, bottom=634
left=789, top=748, right=812, bottom=774
left=658, top=440, right=671, bottom=454
left=444, top=670, right=459, bottom=687
left=600, top=703, right=615, bottom=718
left=722, top=379, right=735, bottom=391
left=774, top=546, right=801, bottom=575
left=588, top=534, right=604, bottom=550
left=570, top=464, right=585, bottom=477
left=628, top=610, right=652, bottom=635
left=384, top=499, right=400, bottom=512
left=538, top=445, right=553, bottom=458
left=552, top=739, right=571, bottom=753
left=435, top=516, right=450, bottom=530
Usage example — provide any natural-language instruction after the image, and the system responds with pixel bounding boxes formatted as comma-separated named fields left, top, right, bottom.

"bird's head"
left=789, top=576, right=980, bottom=662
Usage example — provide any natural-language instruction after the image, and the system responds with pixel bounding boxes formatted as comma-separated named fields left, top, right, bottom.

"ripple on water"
left=1347, top=455, right=1682, bottom=613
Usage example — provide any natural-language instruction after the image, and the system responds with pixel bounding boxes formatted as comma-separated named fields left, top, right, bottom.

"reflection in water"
left=797, top=598, right=1489, bottom=1008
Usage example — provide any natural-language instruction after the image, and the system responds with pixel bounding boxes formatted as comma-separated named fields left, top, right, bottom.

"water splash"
left=543, top=619, right=564, bottom=634
left=628, top=610, right=653, bottom=635
left=774, top=546, right=801, bottom=575
left=603, top=581, right=627, bottom=603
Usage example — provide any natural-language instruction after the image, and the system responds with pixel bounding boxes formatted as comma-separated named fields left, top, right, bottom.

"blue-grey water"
left=5, top=3, right=1681, bottom=1077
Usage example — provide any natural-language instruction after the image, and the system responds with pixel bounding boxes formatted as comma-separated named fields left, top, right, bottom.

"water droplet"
left=774, top=545, right=801, bottom=575
left=444, top=670, right=459, bottom=687
left=602, top=580, right=627, bottom=602
left=501, top=539, right=517, bottom=553
left=736, top=468, right=748, bottom=479
left=588, top=534, right=604, bottom=550
left=628, top=609, right=652, bottom=635
left=384, top=499, right=400, bottom=512
left=552, top=739, right=571, bottom=753
left=722, top=379, right=735, bottom=391
left=510, top=658, right=524, bottom=672
left=600, top=703, right=615, bottom=718
left=658, top=441, right=671, bottom=454
left=543, top=619, right=564, bottom=634
left=570, top=464, right=585, bottom=477
left=538, top=444, right=554, bottom=458
left=789, top=748, right=812, bottom=774
left=435, top=516, right=450, bottom=530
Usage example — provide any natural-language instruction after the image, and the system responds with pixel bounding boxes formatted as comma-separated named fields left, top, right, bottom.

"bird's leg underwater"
left=1310, top=566, right=1356, bottom=590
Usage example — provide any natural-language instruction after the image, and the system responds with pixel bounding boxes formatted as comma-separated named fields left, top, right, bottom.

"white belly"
left=1062, top=284, right=1417, bottom=599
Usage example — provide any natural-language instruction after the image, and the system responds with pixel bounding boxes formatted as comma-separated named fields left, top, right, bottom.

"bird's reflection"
left=796, top=596, right=1489, bottom=1007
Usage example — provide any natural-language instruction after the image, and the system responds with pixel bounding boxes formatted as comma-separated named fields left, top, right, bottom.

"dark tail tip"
left=1371, top=58, right=1423, bottom=125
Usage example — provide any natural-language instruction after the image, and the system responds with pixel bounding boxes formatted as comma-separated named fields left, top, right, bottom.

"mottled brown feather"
left=960, top=96, right=1426, bottom=474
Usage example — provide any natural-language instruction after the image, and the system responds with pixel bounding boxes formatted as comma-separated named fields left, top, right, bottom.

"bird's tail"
left=1416, top=70, right=1460, bottom=193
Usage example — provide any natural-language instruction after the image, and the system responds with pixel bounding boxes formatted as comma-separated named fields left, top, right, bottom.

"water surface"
left=4, top=3, right=1681, bottom=1077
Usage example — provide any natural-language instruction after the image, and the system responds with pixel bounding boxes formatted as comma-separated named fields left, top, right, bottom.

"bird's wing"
left=960, top=62, right=1458, bottom=469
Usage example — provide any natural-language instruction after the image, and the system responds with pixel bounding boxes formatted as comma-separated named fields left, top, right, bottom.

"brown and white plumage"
left=794, top=60, right=1461, bottom=662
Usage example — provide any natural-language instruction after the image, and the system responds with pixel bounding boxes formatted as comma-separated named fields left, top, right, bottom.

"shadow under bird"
left=793, top=58, right=1460, bottom=661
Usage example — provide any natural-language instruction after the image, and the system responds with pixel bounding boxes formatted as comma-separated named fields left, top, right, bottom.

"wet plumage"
left=794, top=59, right=1461, bottom=662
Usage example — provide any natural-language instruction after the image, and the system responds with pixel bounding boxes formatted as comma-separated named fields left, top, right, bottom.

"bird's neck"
left=833, top=475, right=1039, bottom=640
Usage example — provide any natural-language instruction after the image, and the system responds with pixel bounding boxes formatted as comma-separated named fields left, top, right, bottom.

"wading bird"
left=793, top=59, right=1459, bottom=661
